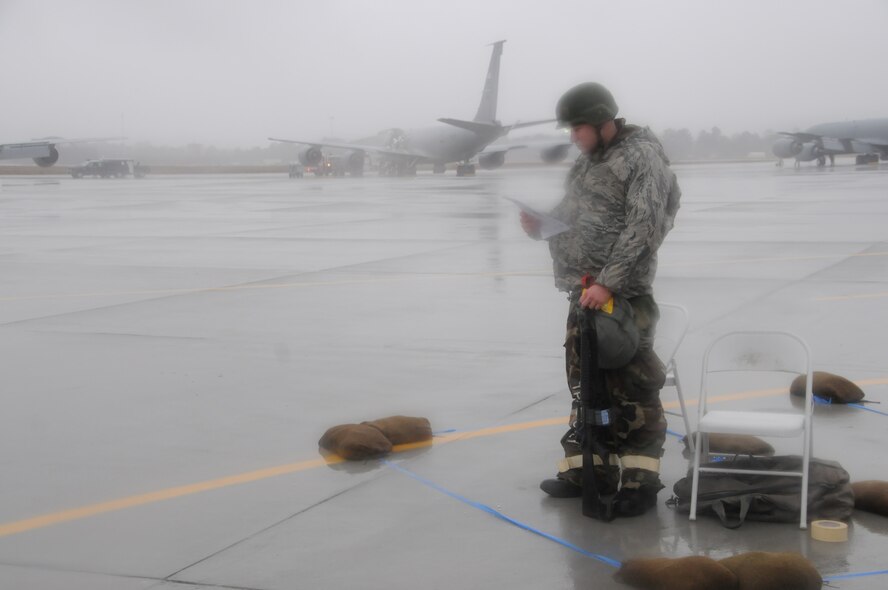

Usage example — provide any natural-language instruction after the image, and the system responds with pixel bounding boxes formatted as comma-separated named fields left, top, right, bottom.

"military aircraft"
left=0, top=137, right=123, bottom=168
left=269, top=41, right=570, bottom=177
left=772, top=119, right=888, bottom=167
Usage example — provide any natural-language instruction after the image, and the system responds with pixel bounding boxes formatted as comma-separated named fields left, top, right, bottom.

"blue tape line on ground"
left=433, top=429, right=459, bottom=435
left=815, top=395, right=888, bottom=416
left=847, top=403, right=888, bottom=416
left=823, top=569, right=888, bottom=582
left=382, top=459, right=622, bottom=569
left=400, top=423, right=888, bottom=581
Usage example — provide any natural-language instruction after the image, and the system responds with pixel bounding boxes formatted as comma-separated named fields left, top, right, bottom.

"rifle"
left=578, top=297, right=619, bottom=521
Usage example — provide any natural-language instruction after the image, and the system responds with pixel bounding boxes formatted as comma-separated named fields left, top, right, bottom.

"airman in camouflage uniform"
left=521, top=82, right=680, bottom=516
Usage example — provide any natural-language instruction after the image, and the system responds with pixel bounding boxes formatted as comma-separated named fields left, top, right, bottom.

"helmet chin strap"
left=587, top=124, right=605, bottom=155
left=588, top=119, right=620, bottom=155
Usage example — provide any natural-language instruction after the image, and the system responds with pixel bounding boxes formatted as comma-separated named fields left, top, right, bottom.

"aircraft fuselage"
left=773, top=118, right=888, bottom=166
left=399, top=124, right=502, bottom=164
left=805, top=118, right=888, bottom=140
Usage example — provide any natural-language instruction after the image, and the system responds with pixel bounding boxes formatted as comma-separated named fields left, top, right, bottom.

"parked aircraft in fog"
left=0, top=137, right=123, bottom=167
left=772, top=119, right=888, bottom=167
left=270, top=41, right=570, bottom=177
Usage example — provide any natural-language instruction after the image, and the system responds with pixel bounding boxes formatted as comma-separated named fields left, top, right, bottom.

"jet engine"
left=386, top=128, right=408, bottom=151
left=298, top=146, right=324, bottom=167
left=541, top=144, right=570, bottom=163
left=479, top=151, right=506, bottom=170
left=796, top=142, right=824, bottom=162
left=346, top=150, right=365, bottom=176
left=771, top=137, right=803, bottom=159
left=33, top=145, right=60, bottom=167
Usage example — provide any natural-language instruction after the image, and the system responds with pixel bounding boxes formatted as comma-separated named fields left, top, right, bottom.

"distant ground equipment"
left=70, top=159, right=149, bottom=179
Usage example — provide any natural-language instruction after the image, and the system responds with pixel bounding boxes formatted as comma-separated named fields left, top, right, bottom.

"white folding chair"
left=654, top=303, right=694, bottom=455
left=689, top=331, right=814, bottom=529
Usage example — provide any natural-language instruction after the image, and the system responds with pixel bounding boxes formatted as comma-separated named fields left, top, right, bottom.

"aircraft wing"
left=33, top=136, right=124, bottom=145
left=3, top=137, right=122, bottom=147
left=437, top=119, right=501, bottom=135
left=437, top=118, right=556, bottom=135
left=0, top=141, right=53, bottom=160
left=2, top=140, right=54, bottom=149
left=856, top=137, right=888, bottom=148
left=480, top=144, right=526, bottom=154
left=1, top=137, right=124, bottom=161
left=777, top=131, right=821, bottom=142
left=506, top=118, right=557, bottom=131
left=778, top=130, right=888, bottom=156
left=268, top=137, right=434, bottom=161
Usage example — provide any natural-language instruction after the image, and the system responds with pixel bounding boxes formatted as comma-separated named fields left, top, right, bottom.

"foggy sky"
left=2, top=0, right=886, bottom=147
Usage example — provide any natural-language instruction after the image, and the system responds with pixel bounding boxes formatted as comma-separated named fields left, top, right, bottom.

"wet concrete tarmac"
left=1, top=161, right=887, bottom=589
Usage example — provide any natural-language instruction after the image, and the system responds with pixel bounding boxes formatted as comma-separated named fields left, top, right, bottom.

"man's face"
left=570, top=123, right=599, bottom=154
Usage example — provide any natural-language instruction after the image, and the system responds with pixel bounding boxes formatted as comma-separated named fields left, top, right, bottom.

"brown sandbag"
left=318, top=424, right=392, bottom=460
left=790, top=371, right=864, bottom=404
left=681, top=433, right=775, bottom=457
left=614, top=556, right=738, bottom=590
left=364, top=415, right=433, bottom=445
left=719, top=552, right=821, bottom=590
left=851, top=480, right=888, bottom=516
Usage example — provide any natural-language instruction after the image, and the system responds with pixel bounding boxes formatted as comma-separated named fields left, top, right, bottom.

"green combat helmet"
left=593, top=294, right=639, bottom=369
left=556, top=82, right=619, bottom=128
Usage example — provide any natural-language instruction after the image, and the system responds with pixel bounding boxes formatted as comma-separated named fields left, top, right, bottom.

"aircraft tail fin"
left=473, top=40, right=506, bottom=123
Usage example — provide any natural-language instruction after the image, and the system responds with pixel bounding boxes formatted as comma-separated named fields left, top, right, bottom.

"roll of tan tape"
left=811, top=520, right=849, bottom=542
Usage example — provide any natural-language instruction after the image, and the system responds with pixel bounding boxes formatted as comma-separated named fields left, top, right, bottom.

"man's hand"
left=579, top=283, right=612, bottom=310
left=520, top=211, right=541, bottom=239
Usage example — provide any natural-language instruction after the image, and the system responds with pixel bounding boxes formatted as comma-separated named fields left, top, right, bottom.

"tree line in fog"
left=36, top=127, right=777, bottom=167
left=658, top=127, right=775, bottom=160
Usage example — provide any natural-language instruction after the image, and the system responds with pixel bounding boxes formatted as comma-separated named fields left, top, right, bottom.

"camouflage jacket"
left=548, top=122, right=680, bottom=296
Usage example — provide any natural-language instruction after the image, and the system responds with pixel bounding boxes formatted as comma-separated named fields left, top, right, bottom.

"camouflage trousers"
left=558, top=293, right=667, bottom=492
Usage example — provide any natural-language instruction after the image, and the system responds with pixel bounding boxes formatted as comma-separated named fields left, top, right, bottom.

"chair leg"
left=689, top=430, right=704, bottom=520
left=800, top=430, right=812, bottom=529
left=672, top=361, right=694, bottom=456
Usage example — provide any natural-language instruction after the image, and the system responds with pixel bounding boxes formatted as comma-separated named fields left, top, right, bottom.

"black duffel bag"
left=669, top=455, right=853, bottom=528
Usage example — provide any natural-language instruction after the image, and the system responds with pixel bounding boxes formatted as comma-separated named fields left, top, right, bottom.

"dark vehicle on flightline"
left=70, top=159, right=149, bottom=178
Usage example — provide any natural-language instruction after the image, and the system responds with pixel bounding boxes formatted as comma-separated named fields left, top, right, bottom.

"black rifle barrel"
left=579, top=306, right=616, bottom=521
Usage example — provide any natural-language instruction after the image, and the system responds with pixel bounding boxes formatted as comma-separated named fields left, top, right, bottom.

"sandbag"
left=364, top=415, right=433, bottom=445
left=318, top=424, right=392, bottom=460
left=790, top=371, right=864, bottom=404
left=851, top=480, right=888, bottom=516
left=719, top=552, right=821, bottom=590
left=681, top=433, right=774, bottom=458
left=614, top=556, right=737, bottom=590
